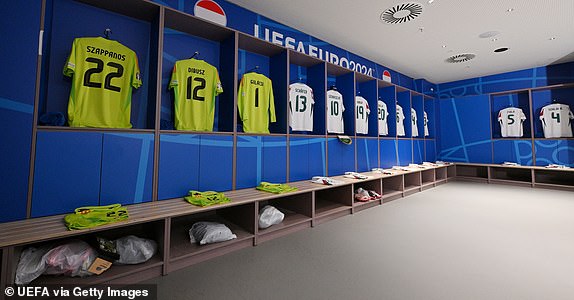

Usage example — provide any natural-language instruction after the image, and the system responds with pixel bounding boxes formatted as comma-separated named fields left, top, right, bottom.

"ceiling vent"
left=446, top=53, right=476, bottom=63
left=380, top=3, right=423, bottom=24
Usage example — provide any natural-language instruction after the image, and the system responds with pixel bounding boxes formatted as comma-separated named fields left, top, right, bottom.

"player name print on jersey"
left=63, top=37, right=142, bottom=128
left=411, top=108, right=419, bottom=137
left=289, top=83, right=315, bottom=132
left=498, top=107, right=526, bottom=137
left=378, top=100, right=389, bottom=136
left=355, top=96, right=370, bottom=134
left=539, top=103, right=574, bottom=138
left=396, top=104, right=405, bottom=136
left=169, top=58, right=223, bottom=131
left=238, top=72, right=276, bottom=133
left=327, top=89, right=345, bottom=134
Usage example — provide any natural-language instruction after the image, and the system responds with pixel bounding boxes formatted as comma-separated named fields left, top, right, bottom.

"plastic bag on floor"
left=115, top=235, right=157, bottom=265
left=43, top=240, right=97, bottom=278
left=15, top=246, right=51, bottom=285
left=189, top=222, right=237, bottom=245
left=258, top=205, right=284, bottom=229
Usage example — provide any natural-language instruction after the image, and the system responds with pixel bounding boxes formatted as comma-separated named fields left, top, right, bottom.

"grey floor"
left=146, top=182, right=574, bottom=300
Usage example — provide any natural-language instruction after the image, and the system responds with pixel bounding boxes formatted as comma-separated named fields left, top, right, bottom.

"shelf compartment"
left=353, top=179, right=382, bottom=212
left=436, top=167, right=447, bottom=181
left=314, top=185, right=353, bottom=225
left=168, top=204, right=255, bottom=272
left=382, top=176, right=403, bottom=202
left=256, top=193, right=313, bottom=244
left=534, top=170, right=574, bottom=188
left=404, top=172, right=422, bottom=195
left=447, top=165, right=456, bottom=178
left=14, top=220, right=166, bottom=286
left=455, top=165, right=489, bottom=181
left=490, top=166, right=532, bottom=184
left=421, top=169, right=435, bottom=187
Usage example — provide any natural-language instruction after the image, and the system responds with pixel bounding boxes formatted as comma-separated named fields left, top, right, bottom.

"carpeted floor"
left=146, top=182, right=574, bottom=300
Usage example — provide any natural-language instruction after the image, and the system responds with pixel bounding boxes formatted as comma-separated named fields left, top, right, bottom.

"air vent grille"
left=446, top=53, right=476, bottom=63
left=381, top=3, right=423, bottom=24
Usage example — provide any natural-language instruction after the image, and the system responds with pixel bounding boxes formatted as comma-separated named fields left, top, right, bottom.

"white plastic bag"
left=43, top=240, right=97, bottom=278
left=258, top=205, right=284, bottom=229
left=15, top=246, right=51, bottom=285
left=115, top=235, right=157, bottom=265
left=189, top=222, right=237, bottom=245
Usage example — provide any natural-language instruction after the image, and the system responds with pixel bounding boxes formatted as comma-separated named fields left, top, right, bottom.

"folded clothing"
left=256, top=182, right=298, bottom=194
left=259, top=205, right=285, bottom=229
left=64, top=204, right=128, bottom=230
left=184, top=190, right=231, bottom=207
left=189, top=222, right=237, bottom=245
left=39, top=112, right=66, bottom=126
left=344, top=172, right=369, bottom=180
left=311, top=176, right=344, bottom=185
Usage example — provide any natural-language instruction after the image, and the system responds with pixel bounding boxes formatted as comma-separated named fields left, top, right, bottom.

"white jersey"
left=411, top=108, right=419, bottom=137
left=396, top=104, right=405, bottom=136
left=540, top=103, right=574, bottom=138
left=378, top=100, right=389, bottom=136
left=288, top=83, right=315, bottom=131
left=498, top=107, right=526, bottom=137
left=424, top=111, right=429, bottom=136
left=327, top=89, right=345, bottom=134
left=355, top=96, right=370, bottom=134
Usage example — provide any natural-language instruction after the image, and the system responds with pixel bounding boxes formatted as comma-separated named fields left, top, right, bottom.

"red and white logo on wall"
left=194, top=0, right=227, bottom=26
left=382, top=70, right=392, bottom=83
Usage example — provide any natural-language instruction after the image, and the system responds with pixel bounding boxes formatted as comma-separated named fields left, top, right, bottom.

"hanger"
left=189, top=51, right=199, bottom=59
left=103, top=28, right=112, bottom=39
left=328, top=85, right=337, bottom=91
left=246, top=66, right=259, bottom=73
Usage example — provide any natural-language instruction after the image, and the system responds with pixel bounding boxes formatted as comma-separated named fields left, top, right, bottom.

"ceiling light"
left=494, top=47, right=509, bottom=53
left=442, top=45, right=447, bottom=48
left=491, top=38, right=498, bottom=42
left=506, top=8, right=514, bottom=12
left=428, top=0, right=435, bottom=3
left=549, top=37, right=556, bottom=40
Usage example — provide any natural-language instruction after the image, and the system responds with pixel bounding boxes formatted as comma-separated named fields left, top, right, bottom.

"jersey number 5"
left=83, top=57, right=123, bottom=92
left=507, top=114, right=515, bottom=125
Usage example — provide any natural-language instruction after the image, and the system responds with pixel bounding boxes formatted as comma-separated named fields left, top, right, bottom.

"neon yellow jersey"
left=169, top=59, right=223, bottom=131
left=237, top=72, right=276, bottom=133
left=63, top=37, right=142, bottom=128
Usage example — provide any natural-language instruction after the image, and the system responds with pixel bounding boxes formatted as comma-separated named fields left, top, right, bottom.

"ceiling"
left=226, top=0, right=574, bottom=84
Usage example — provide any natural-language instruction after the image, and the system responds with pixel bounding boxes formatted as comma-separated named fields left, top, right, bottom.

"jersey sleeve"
left=366, top=102, right=370, bottom=114
left=520, top=110, right=527, bottom=121
left=569, top=108, right=574, bottom=119
left=131, top=54, right=142, bottom=89
left=237, top=77, right=247, bottom=121
left=63, top=38, right=78, bottom=77
left=268, top=79, right=276, bottom=123
left=168, top=63, right=178, bottom=89
left=214, top=69, right=223, bottom=95
left=498, top=111, right=502, bottom=122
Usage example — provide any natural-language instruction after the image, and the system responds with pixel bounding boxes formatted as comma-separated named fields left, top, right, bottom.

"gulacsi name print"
left=6, top=285, right=154, bottom=299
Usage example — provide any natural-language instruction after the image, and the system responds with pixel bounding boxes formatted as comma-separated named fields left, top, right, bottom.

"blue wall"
left=437, top=62, right=574, bottom=167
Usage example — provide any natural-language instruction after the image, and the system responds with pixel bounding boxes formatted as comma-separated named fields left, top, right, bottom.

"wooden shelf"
left=170, top=219, right=254, bottom=260
left=257, top=211, right=311, bottom=236
left=315, top=200, right=352, bottom=218
left=34, top=255, right=163, bottom=285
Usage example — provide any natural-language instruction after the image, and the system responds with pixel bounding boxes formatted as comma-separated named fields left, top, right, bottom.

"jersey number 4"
left=551, top=112, right=561, bottom=123
left=186, top=76, right=206, bottom=101
left=83, top=57, right=123, bottom=92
